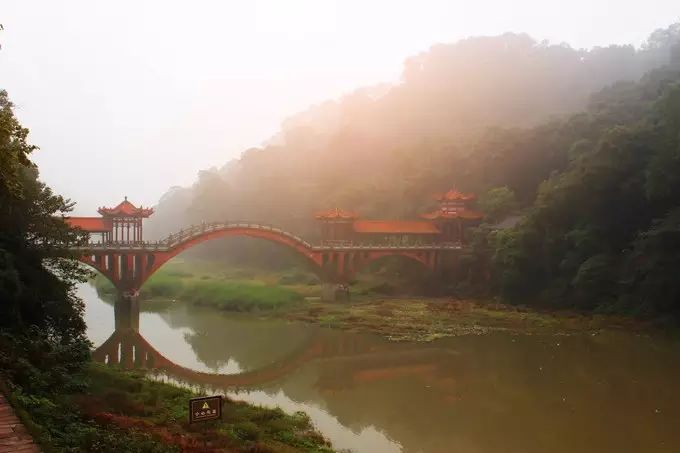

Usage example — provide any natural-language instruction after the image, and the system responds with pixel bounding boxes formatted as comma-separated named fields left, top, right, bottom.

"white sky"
left=1, top=0, right=679, bottom=215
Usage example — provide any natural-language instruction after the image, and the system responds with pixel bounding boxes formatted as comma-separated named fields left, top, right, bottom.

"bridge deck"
left=72, top=243, right=463, bottom=252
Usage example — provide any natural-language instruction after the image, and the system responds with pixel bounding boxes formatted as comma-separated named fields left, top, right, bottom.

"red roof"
left=353, top=220, right=440, bottom=234
left=420, top=210, right=484, bottom=220
left=98, top=197, right=154, bottom=217
left=65, top=217, right=111, bottom=232
left=315, top=208, right=358, bottom=220
left=433, top=188, right=477, bottom=202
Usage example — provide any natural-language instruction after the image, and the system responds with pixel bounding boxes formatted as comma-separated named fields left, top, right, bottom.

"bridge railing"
left=73, top=242, right=463, bottom=252
left=73, top=221, right=465, bottom=251
left=161, top=222, right=314, bottom=249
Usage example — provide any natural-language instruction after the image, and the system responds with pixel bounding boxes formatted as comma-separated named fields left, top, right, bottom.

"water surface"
left=81, top=284, right=680, bottom=453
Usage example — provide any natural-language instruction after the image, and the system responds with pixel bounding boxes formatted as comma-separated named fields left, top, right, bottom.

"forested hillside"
left=494, top=69, right=680, bottom=315
left=148, top=24, right=680, bottom=316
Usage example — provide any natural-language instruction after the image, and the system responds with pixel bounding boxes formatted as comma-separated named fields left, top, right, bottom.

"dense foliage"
left=0, top=89, right=91, bottom=384
left=0, top=89, right=152, bottom=450
left=495, top=75, right=680, bottom=316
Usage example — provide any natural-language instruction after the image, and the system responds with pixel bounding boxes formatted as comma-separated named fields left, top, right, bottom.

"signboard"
left=189, top=395, right=223, bottom=423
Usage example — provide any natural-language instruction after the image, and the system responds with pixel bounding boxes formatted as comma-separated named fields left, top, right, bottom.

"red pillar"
left=111, top=254, right=120, bottom=281
left=140, top=254, right=148, bottom=284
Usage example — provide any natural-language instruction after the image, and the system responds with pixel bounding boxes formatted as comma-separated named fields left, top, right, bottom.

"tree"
left=0, top=90, right=90, bottom=391
left=478, top=187, right=519, bottom=223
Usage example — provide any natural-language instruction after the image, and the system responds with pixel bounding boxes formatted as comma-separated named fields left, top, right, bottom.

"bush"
left=0, top=328, right=90, bottom=395
left=184, top=281, right=303, bottom=311
left=234, top=421, right=261, bottom=441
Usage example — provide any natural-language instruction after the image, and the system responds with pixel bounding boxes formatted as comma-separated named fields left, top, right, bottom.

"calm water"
left=81, top=283, right=680, bottom=453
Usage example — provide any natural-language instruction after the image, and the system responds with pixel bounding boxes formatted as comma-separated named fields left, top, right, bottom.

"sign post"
left=189, top=395, right=223, bottom=424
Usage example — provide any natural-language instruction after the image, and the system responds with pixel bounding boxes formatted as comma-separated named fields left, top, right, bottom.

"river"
left=80, top=283, right=680, bottom=453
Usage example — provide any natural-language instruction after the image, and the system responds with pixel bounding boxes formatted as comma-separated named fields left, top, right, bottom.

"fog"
left=1, top=0, right=678, bottom=214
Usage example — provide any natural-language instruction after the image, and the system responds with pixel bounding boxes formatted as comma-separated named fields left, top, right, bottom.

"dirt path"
left=0, top=393, right=39, bottom=452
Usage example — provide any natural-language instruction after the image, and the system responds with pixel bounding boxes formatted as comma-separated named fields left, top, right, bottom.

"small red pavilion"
left=420, top=188, right=484, bottom=242
left=65, top=197, right=154, bottom=244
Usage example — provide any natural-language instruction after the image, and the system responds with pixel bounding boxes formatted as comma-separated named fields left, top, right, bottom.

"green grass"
left=92, top=274, right=116, bottom=294
left=84, top=364, right=332, bottom=451
left=93, top=261, right=308, bottom=312
left=139, top=275, right=304, bottom=312
left=140, top=273, right=185, bottom=298
left=183, top=280, right=303, bottom=311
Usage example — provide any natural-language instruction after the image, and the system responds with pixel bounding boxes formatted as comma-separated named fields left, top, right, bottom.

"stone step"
left=0, top=392, right=39, bottom=452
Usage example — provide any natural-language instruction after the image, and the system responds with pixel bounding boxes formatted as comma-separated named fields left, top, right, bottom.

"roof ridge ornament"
left=97, top=197, right=154, bottom=218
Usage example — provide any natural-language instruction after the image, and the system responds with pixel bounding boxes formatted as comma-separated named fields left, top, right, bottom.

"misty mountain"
left=147, top=26, right=680, bottom=256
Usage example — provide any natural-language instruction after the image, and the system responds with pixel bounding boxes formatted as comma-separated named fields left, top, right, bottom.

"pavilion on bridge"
left=65, top=197, right=153, bottom=244
left=316, top=187, right=484, bottom=246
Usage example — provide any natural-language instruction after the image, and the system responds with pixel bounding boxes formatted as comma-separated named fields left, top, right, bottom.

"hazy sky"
left=1, top=0, right=679, bottom=215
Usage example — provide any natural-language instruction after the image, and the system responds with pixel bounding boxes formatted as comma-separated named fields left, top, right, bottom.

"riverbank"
left=4, top=362, right=333, bottom=452
left=274, top=298, right=651, bottom=341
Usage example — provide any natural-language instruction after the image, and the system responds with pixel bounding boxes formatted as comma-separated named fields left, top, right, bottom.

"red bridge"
left=67, top=188, right=483, bottom=298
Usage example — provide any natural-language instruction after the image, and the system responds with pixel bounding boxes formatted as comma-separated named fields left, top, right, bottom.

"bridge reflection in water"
left=92, top=296, right=419, bottom=389
left=91, top=296, right=459, bottom=394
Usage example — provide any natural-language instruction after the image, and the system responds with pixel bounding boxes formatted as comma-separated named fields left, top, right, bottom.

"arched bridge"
left=72, top=222, right=462, bottom=295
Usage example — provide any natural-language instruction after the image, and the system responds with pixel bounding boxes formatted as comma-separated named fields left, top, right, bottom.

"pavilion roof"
left=433, top=188, right=477, bottom=202
left=315, top=208, right=359, bottom=220
left=65, top=216, right=111, bottom=232
left=98, top=197, right=154, bottom=217
left=353, top=220, right=440, bottom=234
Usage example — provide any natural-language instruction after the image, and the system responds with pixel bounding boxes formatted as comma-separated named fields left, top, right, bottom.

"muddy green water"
left=81, top=283, right=680, bottom=453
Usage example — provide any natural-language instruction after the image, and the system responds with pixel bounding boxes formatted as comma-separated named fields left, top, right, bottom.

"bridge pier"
left=114, top=295, right=140, bottom=332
